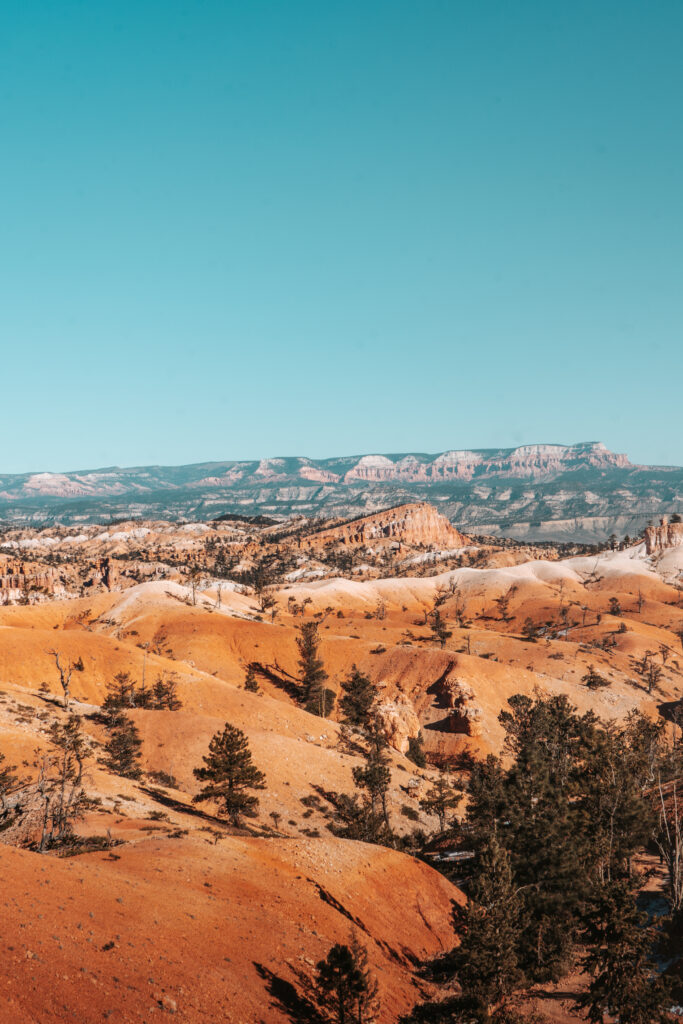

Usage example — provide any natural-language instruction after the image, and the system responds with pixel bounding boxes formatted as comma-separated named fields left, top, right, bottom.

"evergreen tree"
left=193, top=722, right=266, bottom=825
left=580, top=723, right=652, bottom=883
left=244, top=665, right=259, bottom=693
left=429, top=609, right=452, bottom=648
left=45, top=714, right=90, bottom=846
left=349, top=931, right=380, bottom=1024
left=466, top=754, right=508, bottom=849
left=454, top=836, right=522, bottom=1022
left=406, top=733, right=427, bottom=768
left=136, top=673, right=152, bottom=708
left=340, top=665, right=379, bottom=729
left=496, top=694, right=597, bottom=981
left=104, top=714, right=143, bottom=779
left=105, top=671, right=135, bottom=709
left=578, top=878, right=670, bottom=1024
left=314, top=943, right=365, bottom=1024
left=307, top=681, right=336, bottom=718
left=152, top=674, right=182, bottom=710
left=330, top=792, right=379, bottom=843
left=101, top=670, right=139, bottom=728
left=352, top=719, right=392, bottom=837
left=296, top=621, right=329, bottom=708
left=420, top=773, right=463, bottom=832
left=521, top=618, right=538, bottom=642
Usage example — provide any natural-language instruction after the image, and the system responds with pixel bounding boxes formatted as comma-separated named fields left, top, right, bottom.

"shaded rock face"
left=91, top=557, right=116, bottom=590
left=376, top=697, right=421, bottom=753
left=644, top=517, right=683, bottom=554
left=302, top=502, right=466, bottom=550
left=442, top=677, right=483, bottom=737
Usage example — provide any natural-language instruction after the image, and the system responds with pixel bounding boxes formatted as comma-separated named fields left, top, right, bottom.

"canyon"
left=0, top=499, right=682, bottom=1022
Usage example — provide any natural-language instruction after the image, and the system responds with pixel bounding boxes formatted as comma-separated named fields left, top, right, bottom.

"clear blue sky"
left=2, top=1, right=681, bottom=473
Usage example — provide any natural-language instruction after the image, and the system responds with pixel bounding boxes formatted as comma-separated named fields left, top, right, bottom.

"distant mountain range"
left=1, top=442, right=681, bottom=542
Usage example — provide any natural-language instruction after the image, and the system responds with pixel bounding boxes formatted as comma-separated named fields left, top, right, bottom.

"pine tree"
left=496, top=694, right=596, bottom=981
left=136, top=673, right=152, bottom=708
left=581, top=724, right=652, bottom=883
left=104, top=714, right=143, bottom=779
left=454, top=836, right=522, bottom=1022
left=352, top=719, right=392, bottom=841
left=330, top=792, right=375, bottom=843
left=314, top=943, right=365, bottom=1024
left=340, top=665, right=379, bottom=729
left=521, top=618, right=538, bottom=642
left=307, top=680, right=336, bottom=718
left=419, top=773, right=463, bottom=832
left=296, top=621, right=329, bottom=707
left=193, top=723, right=266, bottom=825
left=349, top=931, right=380, bottom=1024
left=45, top=714, right=90, bottom=846
left=101, top=671, right=135, bottom=727
left=152, top=674, right=182, bottom=710
left=578, top=878, right=670, bottom=1024
left=165, top=674, right=182, bottom=710
left=466, top=754, right=508, bottom=848
left=244, top=665, right=259, bottom=693
left=406, top=733, right=427, bottom=768
left=106, top=671, right=135, bottom=708
left=429, top=609, right=452, bottom=648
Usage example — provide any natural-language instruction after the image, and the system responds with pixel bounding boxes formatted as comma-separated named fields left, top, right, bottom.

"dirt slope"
left=0, top=835, right=461, bottom=1023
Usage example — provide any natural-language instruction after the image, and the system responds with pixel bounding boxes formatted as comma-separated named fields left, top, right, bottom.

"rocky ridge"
left=1, top=443, right=681, bottom=542
left=300, top=502, right=466, bottom=551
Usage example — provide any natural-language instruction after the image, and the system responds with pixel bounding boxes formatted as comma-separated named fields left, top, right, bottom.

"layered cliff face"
left=1, top=443, right=679, bottom=543
left=301, top=502, right=467, bottom=550
left=0, top=442, right=630, bottom=501
left=342, top=443, right=629, bottom=483
left=644, top=517, right=683, bottom=554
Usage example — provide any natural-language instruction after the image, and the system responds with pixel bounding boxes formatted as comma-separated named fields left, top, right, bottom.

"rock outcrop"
left=342, top=443, right=629, bottom=483
left=0, top=560, right=56, bottom=596
left=302, top=502, right=466, bottom=550
left=375, top=696, right=421, bottom=753
left=644, top=516, right=683, bottom=555
left=441, top=678, right=483, bottom=737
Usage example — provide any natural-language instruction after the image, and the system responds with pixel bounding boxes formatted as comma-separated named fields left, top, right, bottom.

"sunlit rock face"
left=644, top=517, right=683, bottom=555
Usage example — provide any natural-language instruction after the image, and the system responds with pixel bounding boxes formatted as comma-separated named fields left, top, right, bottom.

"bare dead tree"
left=187, top=566, right=202, bottom=606
left=47, top=649, right=74, bottom=710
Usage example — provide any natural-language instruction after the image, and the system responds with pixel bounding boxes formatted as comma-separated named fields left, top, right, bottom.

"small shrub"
left=147, top=769, right=178, bottom=788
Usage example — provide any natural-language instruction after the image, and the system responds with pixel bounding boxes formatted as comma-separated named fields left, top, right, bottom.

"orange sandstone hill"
left=299, top=501, right=467, bottom=552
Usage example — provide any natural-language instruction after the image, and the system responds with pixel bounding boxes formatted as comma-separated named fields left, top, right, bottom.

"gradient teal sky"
left=1, top=1, right=681, bottom=472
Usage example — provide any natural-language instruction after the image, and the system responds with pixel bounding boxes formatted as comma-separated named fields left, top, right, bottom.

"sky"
left=1, top=1, right=681, bottom=473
